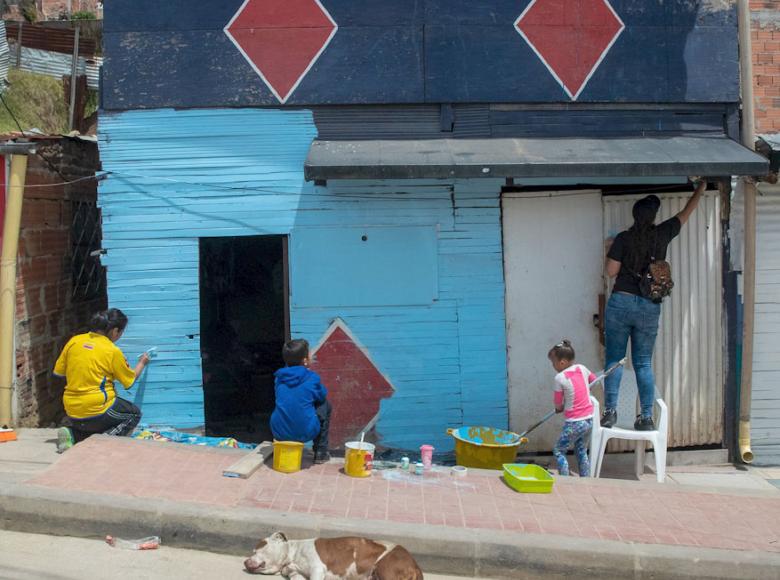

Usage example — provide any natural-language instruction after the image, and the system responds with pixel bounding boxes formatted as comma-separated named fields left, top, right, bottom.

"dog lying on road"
left=244, top=532, right=423, bottom=579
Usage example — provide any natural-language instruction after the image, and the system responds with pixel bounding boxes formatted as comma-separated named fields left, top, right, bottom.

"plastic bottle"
left=105, top=535, right=161, bottom=550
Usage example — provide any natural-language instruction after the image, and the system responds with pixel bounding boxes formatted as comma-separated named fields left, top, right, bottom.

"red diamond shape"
left=515, top=0, right=624, bottom=100
left=225, top=0, right=337, bottom=103
left=310, top=320, right=395, bottom=449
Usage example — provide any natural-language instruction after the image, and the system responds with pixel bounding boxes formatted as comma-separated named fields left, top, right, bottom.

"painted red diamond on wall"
left=515, top=0, right=625, bottom=100
left=224, top=0, right=338, bottom=104
left=310, top=319, right=395, bottom=449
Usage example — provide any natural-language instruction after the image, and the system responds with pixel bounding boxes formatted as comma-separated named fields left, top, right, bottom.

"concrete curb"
left=1, top=483, right=779, bottom=580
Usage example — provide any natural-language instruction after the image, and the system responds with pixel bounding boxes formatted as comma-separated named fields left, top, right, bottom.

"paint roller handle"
left=588, top=357, right=627, bottom=389
left=518, top=409, right=557, bottom=439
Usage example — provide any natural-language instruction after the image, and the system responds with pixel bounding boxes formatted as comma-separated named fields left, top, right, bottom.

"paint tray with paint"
left=502, top=463, right=554, bottom=494
left=446, top=426, right=527, bottom=470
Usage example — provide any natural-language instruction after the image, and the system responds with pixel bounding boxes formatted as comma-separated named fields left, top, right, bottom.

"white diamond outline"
left=224, top=0, right=338, bottom=104
left=514, top=0, right=625, bottom=101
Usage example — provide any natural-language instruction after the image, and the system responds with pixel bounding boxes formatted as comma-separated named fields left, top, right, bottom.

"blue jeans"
left=604, top=292, right=661, bottom=417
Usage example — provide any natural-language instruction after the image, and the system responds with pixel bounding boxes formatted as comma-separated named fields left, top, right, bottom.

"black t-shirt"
left=608, top=216, right=682, bottom=296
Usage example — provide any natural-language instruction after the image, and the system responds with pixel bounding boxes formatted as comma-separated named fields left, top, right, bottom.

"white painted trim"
left=223, top=0, right=338, bottom=104
left=310, top=317, right=396, bottom=394
left=514, top=0, right=625, bottom=101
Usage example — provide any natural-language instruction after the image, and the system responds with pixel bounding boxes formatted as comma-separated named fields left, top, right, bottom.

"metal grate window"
left=71, top=198, right=105, bottom=301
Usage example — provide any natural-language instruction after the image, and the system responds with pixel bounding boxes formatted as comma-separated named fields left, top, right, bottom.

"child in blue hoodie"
left=270, top=339, right=332, bottom=463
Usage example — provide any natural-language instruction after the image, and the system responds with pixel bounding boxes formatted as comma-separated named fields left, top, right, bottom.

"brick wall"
left=752, top=1, right=780, bottom=135
left=3, top=1, right=102, bottom=21
left=13, top=138, right=105, bottom=426
left=38, top=0, right=101, bottom=19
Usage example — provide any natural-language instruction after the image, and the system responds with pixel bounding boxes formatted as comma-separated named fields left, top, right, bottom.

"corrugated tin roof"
left=305, top=135, right=769, bottom=181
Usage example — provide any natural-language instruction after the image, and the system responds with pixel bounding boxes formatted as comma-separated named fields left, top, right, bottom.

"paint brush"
left=137, top=347, right=157, bottom=359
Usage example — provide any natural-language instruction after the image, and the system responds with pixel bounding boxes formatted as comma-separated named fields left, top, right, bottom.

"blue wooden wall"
left=98, top=108, right=507, bottom=450
left=103, top=0, right=739, bottom=109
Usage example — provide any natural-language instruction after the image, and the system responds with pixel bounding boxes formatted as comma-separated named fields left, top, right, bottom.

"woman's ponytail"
left=89, top=308, right=128, bottom=335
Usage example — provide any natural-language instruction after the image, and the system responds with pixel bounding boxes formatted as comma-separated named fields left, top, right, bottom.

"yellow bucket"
left=446, top=427, right=527, bottom=470
left=344, top=441, right=375, bottom=478
left=272, top=440, right=304, bottom=473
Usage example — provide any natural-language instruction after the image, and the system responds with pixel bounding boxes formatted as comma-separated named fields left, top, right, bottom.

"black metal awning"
left=304, top=135, right=768, bottom=181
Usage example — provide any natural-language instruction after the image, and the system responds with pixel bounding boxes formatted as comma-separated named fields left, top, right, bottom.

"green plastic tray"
left=502, top=463, right=555, bottom=494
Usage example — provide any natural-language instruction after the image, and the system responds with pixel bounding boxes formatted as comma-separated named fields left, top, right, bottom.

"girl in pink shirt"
left=549, top=340, right=595, bottom=476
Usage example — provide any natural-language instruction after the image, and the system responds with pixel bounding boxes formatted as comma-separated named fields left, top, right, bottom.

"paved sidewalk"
left=23, top=435, right=780, bottom=554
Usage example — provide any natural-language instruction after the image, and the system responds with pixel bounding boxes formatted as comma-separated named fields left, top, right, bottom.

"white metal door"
left=737, top=184, right=780, bottom=465
left=503, top=191, right=604, bottom=451
left=603, top=192, right=723, bottom=449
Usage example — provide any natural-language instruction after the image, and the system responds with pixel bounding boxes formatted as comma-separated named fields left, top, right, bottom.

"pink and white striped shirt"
left=553, top=364, right=596, bottom=422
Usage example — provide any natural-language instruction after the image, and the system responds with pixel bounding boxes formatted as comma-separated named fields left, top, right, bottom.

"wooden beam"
left=222, top=441, right=273, bottom=479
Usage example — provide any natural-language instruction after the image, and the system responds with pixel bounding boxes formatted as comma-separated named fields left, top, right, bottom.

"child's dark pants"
left=313, top=399, right=332, bottom=456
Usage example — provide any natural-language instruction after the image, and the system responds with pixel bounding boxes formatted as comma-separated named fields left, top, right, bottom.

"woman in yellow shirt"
left=54, top=308, right=150, bottom=452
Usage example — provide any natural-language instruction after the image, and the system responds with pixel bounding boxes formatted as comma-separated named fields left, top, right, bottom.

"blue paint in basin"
left=450, top=426, right=521, bottom=447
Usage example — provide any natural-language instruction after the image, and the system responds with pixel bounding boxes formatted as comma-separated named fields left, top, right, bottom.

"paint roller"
left=517, top=357, right=627, bottom=439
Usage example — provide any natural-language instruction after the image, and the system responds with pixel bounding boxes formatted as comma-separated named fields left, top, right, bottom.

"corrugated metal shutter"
left=312, top=106, right=442, bottom=140
left=603, top=191, right=723, bottom=449
left=748, top=184, right=780, bottom=465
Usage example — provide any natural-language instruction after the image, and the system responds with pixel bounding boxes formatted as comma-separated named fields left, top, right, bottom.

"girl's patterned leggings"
left=553, top=418, right=593, bottom=476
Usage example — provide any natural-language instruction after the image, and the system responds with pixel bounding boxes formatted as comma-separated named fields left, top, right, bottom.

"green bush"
left=71, top=11, right=97, bottom=20
left=0, top=69, right=69, bottom=134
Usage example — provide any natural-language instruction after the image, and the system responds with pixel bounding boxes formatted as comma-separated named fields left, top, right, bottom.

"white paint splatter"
left=699, top=0, right=732, bottom=15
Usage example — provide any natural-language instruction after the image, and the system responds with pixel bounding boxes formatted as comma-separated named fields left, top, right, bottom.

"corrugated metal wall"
left=13, top=46, right=101, bottom=90
left=603, top=192, right=723, bottom=449
left=98, top=108, right=508, bottom=451
left=742, top=184, right=780, bottom=465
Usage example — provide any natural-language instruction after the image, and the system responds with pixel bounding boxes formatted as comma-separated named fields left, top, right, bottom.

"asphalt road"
left=0, top=529, right=486, bottom=580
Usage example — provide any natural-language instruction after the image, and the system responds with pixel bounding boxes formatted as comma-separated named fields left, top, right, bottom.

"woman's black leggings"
left=68, top=397, right=142, bottom=442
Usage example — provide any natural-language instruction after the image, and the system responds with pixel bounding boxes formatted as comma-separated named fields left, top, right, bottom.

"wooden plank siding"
left=98, top=108, right=508, bottom=450
left=102, top=0, right=740, bottom=109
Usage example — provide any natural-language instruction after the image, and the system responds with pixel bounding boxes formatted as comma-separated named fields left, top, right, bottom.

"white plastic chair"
left=589, top=396, right=602, bottom=479
left=591, top=386, right=669, bottom=483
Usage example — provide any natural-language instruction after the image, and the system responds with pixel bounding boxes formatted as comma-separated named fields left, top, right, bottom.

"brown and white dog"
left=244, top=532, right=423, bottom=580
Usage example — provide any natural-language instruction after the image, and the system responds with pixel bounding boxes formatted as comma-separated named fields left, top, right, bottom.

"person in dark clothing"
left=602, top=180, right=706, bottom=431
left=270, top=339, right=331, bottom=463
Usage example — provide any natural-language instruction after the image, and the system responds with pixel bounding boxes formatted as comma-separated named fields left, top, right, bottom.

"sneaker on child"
left=56, top=426, right=74, bottom=453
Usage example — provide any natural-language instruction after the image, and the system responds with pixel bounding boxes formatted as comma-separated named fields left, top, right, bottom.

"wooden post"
left=15, top=22, right=22, bottom=68
left=68, top=26, right=80, bottom=132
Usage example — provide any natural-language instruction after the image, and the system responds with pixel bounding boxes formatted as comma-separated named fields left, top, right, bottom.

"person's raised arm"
left=677, top=179, right=706, bottom=226
left=134, top=353, right=150, bottom=378
left=605, top=236, right=621, bottom=278
left=605, top=257, right=621, bottom=278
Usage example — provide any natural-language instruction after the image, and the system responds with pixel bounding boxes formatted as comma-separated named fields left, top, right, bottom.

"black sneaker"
left=601, top=409, right=617, bottom=428
left=313, top=451, right=331, bottom=464
left=634, top=415, right=655, bottom=431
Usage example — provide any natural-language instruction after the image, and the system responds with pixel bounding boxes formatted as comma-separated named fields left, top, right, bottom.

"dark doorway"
left=199, top=235, right=289, bottom=443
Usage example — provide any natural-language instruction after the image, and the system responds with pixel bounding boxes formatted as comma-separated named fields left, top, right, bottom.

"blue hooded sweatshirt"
left=270, top=366, right=328, bottom=442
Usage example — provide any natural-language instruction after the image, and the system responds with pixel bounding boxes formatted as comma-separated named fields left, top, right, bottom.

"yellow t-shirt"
left=53, top=332, right=137, bottom=419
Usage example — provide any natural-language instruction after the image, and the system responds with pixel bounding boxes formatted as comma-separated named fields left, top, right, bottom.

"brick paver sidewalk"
left=28, top=436, right=780, bottom=553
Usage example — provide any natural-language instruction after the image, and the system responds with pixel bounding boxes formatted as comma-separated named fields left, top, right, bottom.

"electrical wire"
left=0, top=90, right=24, bottom=135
